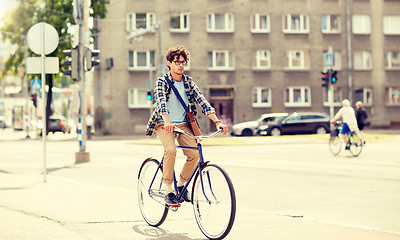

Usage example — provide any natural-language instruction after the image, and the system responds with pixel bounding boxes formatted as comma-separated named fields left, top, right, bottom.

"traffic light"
left=31, top=93, right=37, bottom=108
left=63, top=48, right=79, bottom=81
left=85, top=48, right=100, bottom=71
left=331, top=70, right=338, bottom=84
left=147, top=91, right=152, bottom=101
left=321, top=71, right=329, bottom=89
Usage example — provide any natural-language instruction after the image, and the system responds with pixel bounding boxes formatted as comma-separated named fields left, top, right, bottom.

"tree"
left=0, top=0, right=108, bottom=134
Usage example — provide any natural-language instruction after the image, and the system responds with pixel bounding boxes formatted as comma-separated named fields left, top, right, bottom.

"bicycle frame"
left=142, top=129, right=222, bottom=207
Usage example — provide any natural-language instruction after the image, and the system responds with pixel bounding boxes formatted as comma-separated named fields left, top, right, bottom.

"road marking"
left=240, top=208, right=400, bottom=235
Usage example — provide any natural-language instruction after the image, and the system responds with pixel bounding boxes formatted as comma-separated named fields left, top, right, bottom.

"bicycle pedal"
left=166, top=203, right=181, bottom=208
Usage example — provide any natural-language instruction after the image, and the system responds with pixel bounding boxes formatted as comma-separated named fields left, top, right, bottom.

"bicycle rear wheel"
left=349, top=134, right=363, bottom=157
left=192, top=164, right=236, bottom=240
left=329, top=135, right=342, bottom=156
left=138, top=158, right=168, bottom=226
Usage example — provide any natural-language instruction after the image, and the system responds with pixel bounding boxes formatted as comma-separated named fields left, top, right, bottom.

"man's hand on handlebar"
left=216, top=122, right=229, bottom=135
left=163, top=122, right=175, bottom=133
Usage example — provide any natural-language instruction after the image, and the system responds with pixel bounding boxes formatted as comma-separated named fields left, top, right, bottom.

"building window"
left=210, top=88, right=234, bottom=98
left=355, top=88, right=373, bottom=106
left=323, top=51, right=342, bottom=70
left=128, top=89, right=151, bottom=109
left=284, top=87, right=311, bottom=107
left=206, top=13, right=234, bottom=32
left=126, top=12, right=156, bottom=32
left=386, top=87, right=400, bottom=105
left=323, top=86, right=343, bottom=107
left=250, top=14, right=270, bottom=33
left=285, top=50, right=310, bottom=70
left=252, top=87, right=271, bottom=107
left=352, top=15, right=371, bottom=34
left=207, top=51, right=235, bottom=70
left=253, top=50, right=271, bottom=70
left=322, top=15, right=340, bottom=33
left=128, top=50, right=155, bottom=70
left=383, top=16, right=400, bottom=35
left=170, top=12, right=190, bottom=32
left=385, top=51, right=400, bottom=69
left=282, top=14, right=309, bottom=33
left=353, top=51, right=372, bottom=70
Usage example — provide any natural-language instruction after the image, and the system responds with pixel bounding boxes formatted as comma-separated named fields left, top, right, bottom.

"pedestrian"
left=355, top=101, right=368, bottom=135
left=331, top=99, right=363, bottom=150
left=145, top=45, right=229, bottom=206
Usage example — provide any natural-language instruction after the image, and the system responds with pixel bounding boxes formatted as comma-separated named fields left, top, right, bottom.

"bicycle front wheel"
left=329, top=135, right=342, bottom=156
left=138, top=158, right=168, bottom=227
left=349, top=134, right=363, bottom=157
left=192, top=164, right=236, bottom=240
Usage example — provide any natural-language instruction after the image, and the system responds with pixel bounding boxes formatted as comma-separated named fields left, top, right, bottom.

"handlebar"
left=172, top=127, right=223, bottom=140
left=332, top=120, right=343, bottom=126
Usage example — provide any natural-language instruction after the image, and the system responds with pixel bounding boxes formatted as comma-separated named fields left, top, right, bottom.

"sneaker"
left=177, top=186, right=191, bottom=202
left=345, top=143, right=350, bottom=150
left=164, top=192, right=179, bottom=205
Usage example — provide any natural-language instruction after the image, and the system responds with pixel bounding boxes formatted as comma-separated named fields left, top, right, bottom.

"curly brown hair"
left=165, top=46, right=189, bottom=64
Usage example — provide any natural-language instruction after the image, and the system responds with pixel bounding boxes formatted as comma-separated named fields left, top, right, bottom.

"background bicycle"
left=137, top=127, right=236, bottom=240
left=329, top=121, right=363, bottom=157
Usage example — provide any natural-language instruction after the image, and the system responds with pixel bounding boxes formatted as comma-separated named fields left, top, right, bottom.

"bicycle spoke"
left=193, top=164, right=236, bottom=240
left=137, top=159, right=168, bottom=227
left=349, top=134, right=363, bottom=157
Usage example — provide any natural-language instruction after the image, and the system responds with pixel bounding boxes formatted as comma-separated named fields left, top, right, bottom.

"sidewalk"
left=2, top=127, right=400, bottom=144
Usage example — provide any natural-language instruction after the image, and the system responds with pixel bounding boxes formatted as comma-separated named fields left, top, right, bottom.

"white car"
left=231, top=113, right=288, bottom=136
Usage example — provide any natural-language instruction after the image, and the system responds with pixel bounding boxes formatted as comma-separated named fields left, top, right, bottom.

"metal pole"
left=78, top=0, right=87, bottom=152
left=24, top=37, right=30, bottom=138
left=346, top=0, right=353, bottom=102
left=157, top=23, right=163, bottom=76
left=40, top=22, right=47, bottom=183
left=328, top=46, right=334, bottom=119
left=149, top=68, right=153, bottom=115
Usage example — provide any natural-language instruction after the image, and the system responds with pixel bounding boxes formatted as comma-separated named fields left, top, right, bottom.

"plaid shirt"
left=145, top=73, right=215, bottom=136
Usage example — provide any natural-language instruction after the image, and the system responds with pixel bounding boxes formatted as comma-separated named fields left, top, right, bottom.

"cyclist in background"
left=355, top=101, right=368, bottom=137
left=331, top=99, right=363, bottom=150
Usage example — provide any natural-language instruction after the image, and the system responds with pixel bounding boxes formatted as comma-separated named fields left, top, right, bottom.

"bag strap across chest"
left=164, top=76, right=196, bottom=123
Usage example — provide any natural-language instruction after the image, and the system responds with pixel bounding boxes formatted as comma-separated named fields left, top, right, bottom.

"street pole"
left=127, top=22, right=163, bottom=118
left=40, top=23, right=47, bottom=183
left=24, top=37, right=30, bottom=139
left=328, top=46, right=334, bottom=120
left=157, top=23, right=163, bottom=76
left=346, top=0, right=353, bottom=102
left=75, top=0, right=90, bottom=163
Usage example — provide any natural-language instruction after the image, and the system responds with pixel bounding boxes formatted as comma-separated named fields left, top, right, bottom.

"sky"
left=0, top=0, right=17, bottom=57
left=0, top=0, right=17, bottom=21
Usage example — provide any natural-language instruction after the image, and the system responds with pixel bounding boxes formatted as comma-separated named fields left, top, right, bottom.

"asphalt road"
left=0, top=130, right=400, bottom=240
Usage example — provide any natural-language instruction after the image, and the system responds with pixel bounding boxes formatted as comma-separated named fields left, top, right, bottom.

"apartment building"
left=95, top=0, right=400, bottom=135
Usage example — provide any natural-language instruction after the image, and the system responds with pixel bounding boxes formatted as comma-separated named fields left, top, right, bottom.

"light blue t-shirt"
left=158, top=80, right=189, bottom=125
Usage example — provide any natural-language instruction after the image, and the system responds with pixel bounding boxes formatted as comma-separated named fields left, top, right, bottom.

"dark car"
left=231, top=113, right=288, bottom=136
left=38, top=116, right=71, bottom=134
left=49, top=116, right=71, bottom=134
left=257, top=112, right=330, bottom=136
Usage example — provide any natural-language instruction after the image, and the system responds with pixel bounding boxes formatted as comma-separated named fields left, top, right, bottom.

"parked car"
left=231, top=113, right=288, bottom=136
left=257, top=112, right=330, bottom=136
left=0, top=116, right=7, bottom=128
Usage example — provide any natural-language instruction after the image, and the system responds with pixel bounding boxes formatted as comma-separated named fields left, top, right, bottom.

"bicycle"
left=137, top=127, right=236, bottom=240
left=329, top=121, right=363, bottom=157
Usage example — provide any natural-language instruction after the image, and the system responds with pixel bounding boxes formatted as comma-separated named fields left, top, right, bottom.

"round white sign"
left=27, top=22, right=59, bottom=55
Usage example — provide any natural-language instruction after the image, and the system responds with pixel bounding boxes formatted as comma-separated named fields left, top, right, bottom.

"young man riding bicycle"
left=145, top=46, right=228, bottom=206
